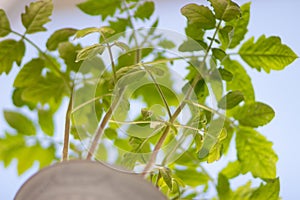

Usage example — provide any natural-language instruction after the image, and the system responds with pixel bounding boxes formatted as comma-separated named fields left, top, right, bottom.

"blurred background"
left=0, top=0, right=299, bottom=199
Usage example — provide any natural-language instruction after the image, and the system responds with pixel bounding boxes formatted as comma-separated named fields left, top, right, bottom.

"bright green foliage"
left=0, top=40, right=25, bottom=74
left=250, top=178, right=280, bottom=200
left=218, top=90, right=244, bottom=109
left=209, top=0, right=241, bottom=22
left=236, top=127, right=278, bottom=179
left=21, top=0, right=53, bottom=34
left=0, top=9, right=11, bottom=37
left=233, top=102, right=275, bottom=127
left=77, top=0, right=121, bottom=19
left=220, top=161, right=241, bottom=179
left=175, top=168, right=209, bottom=187
left=226, top=2, right=251, bottom=48
left=0, top=0, right=297, bottom=199
left=239, top=35, right=298, bottom=72
left=223, top=58, right=255, bottom=102
left=134, top=1, right=155, bottom=21
left=181, top=4, right=216, bottom=29
left=4, top=110, right=36, bottom=135
left=38, top=109, right=54, bottom=136
left=46, top=28, right=77, bottom=51
left=16, top=143, right=55, bottom=175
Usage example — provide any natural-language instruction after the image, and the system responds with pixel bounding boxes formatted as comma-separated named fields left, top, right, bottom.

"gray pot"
left=14, top=160, right=166, bottom=200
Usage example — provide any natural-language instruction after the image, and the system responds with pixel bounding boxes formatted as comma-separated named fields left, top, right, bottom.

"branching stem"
left=142, top=20, right=223, bottom=177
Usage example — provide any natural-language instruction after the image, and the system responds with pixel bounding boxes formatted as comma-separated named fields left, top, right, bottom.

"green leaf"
left=185, top=23, right=205, bottom=41
left=223, top=59, right=255, bottom=102
left=218, top=25, right=234, bottom=49
left=109, top=17, right=130, bottom=37
left=76, top=44, right=105, bottom=62
left=218, top=68, right=233, bottom=81
left=0, top=9, right=11, bottom=37
left=178, top=39, right=204, bottom=52
left=239, top=35, right=298, bottom=73
left=220, top=161, right=241, bottom=179
left=209, top=0, right=241, bottom=22
left=0, top=39, right=25, bottom=74
left=236, top=127, right=278, bottom=179
left=38, top=109, right=54, bottom=136
left=58, top=42, right=82, bottom=72
left=212, top=48, right=227, bottom=61
left=158, top=39, right=176, bottom=49
left=77, top=0, right=121, bottom=19
left=17, top=143, right=55, bottom=175
left=114, top=41, right=130, bottom=51
left=181, top=4, right=216, bottom=30
left=134, top=1, right=155, bottom=20
left=159, top=168, right=173, bottom=190
left=217, top=173, right=231, bottom=200
left=233, top=102, right=275, bottom=127
left=12, top=88, right=36, bottom=109
left=250, top=178, right=280, bottom=200
left=227, top=2, right=251, bottom=48
left=22, top=72, right=69, bottom=104
left=175, top=168, right=209, bottom=187
left=4, top=110, right=36, bottom=135
left=46, top=28, right=77, bottom=51
left=0, top=133, right=25, bottom=167
left=21, top=0, right=53, bottom=34
left=14, top=58, right=44, bottom=87
left=218, top=90, right=244, bottom=109
left=74, top=27, right=101, bottom=39
left=207, top=128, right=227, bottom=163
left=231, top=181, right=253, bottom=200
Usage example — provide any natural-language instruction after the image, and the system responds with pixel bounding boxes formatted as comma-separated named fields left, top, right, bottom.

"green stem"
left=122, top=0, right=141, bottom=63
left=143, top=64, right=172, bottom=118
left=86, top=87, right=125, bottom=160
left=101, top=33, right=117, bottom=83
left=141, top=20, right=223, bottom=177
left=62, top=87, right=73, bottom=161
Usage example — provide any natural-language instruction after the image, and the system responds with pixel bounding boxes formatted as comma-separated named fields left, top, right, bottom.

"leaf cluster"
left=0, top=0, right=297, bottom=199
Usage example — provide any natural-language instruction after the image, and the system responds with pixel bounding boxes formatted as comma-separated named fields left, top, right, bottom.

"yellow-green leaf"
left=0, top=133, right=25, bottom=167
left=38, top=109, right=54, bottom=136
left=77, top=0, right=121, bottom=19
left=209, top=0, right=241, bottom=22
left=46, top=28, right=77, bottom=51
left=175, top=168, right=209, bottom=187
left=236, top=127, right=278, bottom=179
left=21, top=0, right=53, bottom=34
left=223, top=59, right=255, bottom=102
left=76, top=44, right=105, bottom=62
left=0, top=9, right=11, bottom=37
left=4, top=110, right=36, bottom=135
left=0, top=39, right=25, bottom=74
left=220, top=161, right=241, bottom=179
left=181, top=4, right=216, bottom=30
left=227, top=2, right=251, bottom=48
left=14, top=58, right=44, bottom=87
left=239, top=35, right=298, bottom=73
left=233, top=102, right=275, bottom=127
left=250, top=178, right=280, bottom=200
left=74, top=27, right=100, bottom=39
left=218, top=90, right=244, bottom=109
left=134, top=1, right=155, bottom=20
